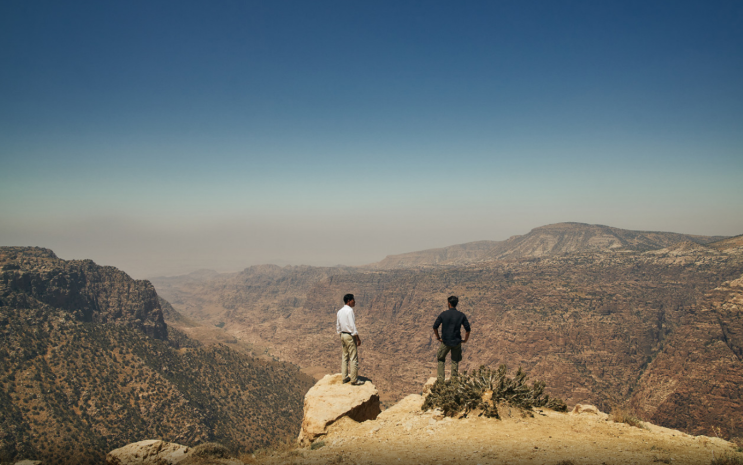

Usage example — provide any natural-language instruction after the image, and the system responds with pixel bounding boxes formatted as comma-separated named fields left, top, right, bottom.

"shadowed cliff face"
left=630, top=274, right=743, bottom=437
left=153, top=233, right=743, bottom=439
left=0, top=247, right=167, bottom=339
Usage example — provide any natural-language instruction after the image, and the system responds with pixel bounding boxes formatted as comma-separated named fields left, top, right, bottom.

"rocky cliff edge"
left=105, top=375, right=743, bottom=464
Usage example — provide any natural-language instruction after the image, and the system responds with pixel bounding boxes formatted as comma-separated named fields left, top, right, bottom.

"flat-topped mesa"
left=298, top=374, right=381, bottom=446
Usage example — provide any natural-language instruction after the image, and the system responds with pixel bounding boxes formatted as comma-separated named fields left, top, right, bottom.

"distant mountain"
left=0, top=247, right=313, bottom=465
left=708, top=233, right=743, bottom=252
left=365, top=240, right=499, bottom=269
left=367, top=222, right=728, bottom=269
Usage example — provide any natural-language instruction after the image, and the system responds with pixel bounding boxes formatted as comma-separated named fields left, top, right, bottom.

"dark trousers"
left=436, top=342, right=462, bottom=382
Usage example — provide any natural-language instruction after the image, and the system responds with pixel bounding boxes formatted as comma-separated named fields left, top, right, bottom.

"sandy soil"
left=256, top=395, right=741, bottom=465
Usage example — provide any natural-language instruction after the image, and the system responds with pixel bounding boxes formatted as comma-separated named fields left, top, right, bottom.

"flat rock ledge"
left=298, top=373, right=381, bottom=446
left=106, top=440, right=190, bottom=465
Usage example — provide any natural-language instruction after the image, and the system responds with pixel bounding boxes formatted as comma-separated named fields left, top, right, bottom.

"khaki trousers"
left=340, top=333, right=358, bottom=382
left=437, top=342, right=462, bottom=383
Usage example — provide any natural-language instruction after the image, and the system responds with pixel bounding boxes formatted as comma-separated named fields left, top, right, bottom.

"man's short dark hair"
left=448, top=295, right=458, bottom=307
left=343, top=294, right=355, bottom=304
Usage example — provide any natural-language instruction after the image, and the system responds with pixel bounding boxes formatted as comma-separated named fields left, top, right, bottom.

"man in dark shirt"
left=433, top=295, right=471, bottom=383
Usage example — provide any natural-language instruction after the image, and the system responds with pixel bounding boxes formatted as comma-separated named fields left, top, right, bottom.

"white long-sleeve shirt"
left=336, top=305, right=358, bottom=336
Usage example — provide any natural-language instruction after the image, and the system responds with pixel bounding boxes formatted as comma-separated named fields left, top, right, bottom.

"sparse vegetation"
left=0, top=248, right=314, bottom=464
left=310, top=440, right=326, bottom=450
left=710, top=454, right=743, bottom=465
left=191, top=442, right=231, bottom=458
left=422, top=364, right=567, bottom=418
left=240, top=436, right=299, bottom=463
left=611, top=407, right=646, bottom=429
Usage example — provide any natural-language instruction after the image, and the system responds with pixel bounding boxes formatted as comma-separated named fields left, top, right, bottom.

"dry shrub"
left=610, top=407, right=645, bottom=429
left=731, top=437, right=743, bottom=452
left=710, top=454, right=743, bottom=465
left=239, top=436, right=299, bottom=464
left=192, top=442, right=231, bottom=458
left=422, top=364, right=567, bottom=418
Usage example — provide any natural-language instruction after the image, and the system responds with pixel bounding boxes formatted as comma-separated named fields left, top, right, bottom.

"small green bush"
left=310, top=440, right=325, bottom=450
left=422, top=364, right=567, bottom=418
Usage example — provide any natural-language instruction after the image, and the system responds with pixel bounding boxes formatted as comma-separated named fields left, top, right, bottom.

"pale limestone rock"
left=298, top=373, right=381, bottom=446
left=421, top=377, right=437, bottom=395
left=106, top=440, right=190, bottom=465
left=15, top=461, right=42, bottom=465
left=571, top=404, right=600, bottom=415
left=570, top=404, right=609, bottom=420
left=378, top=394, right=425, bottom=420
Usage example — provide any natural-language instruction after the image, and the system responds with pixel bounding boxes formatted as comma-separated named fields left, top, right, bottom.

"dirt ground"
left=253, top=395, right=741, bottom=465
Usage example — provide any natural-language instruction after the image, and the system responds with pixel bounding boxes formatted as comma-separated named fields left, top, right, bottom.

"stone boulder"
left=106, top=440, right=190, bottom=465
left=298, top=374, right=381, bottom=446
left=421, top=377, right=437, bottom=396
left=570, top=404, right=609, bottom=420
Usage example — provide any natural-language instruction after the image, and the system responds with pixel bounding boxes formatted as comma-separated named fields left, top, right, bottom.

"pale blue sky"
left=1, top=1, right=742, bottom=277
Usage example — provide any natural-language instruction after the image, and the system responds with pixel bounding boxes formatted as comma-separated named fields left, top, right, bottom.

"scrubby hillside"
left=0, top=247, right=314, bottom=464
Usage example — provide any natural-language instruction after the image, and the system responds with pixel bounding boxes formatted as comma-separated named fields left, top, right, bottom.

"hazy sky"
left=2, top=1, right=742, bottom=278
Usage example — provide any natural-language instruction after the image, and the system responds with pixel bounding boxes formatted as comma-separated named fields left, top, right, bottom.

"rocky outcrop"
left=570, top=403, right=608, bottom=420
left=263, top=379, right=741, bottom=465
left=0, top=246, right=167, bottom=339
left=106, top=441, right=242, bottom=465
left=106, top=440, right=190, bottom=465
left=298, top=374, right=381, bottom=446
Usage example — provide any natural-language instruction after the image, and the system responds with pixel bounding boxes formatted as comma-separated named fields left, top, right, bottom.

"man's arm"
left=433, top=328, right=442, bottom=343
left=349, top=309, right=360, bottom=346
left=461, top=314, right=471, bottom=343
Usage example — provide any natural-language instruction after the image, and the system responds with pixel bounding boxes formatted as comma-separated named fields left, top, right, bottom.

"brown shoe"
left=342, top=377, right=350, bottom=384
left=350, top=380, right=365, bottom=386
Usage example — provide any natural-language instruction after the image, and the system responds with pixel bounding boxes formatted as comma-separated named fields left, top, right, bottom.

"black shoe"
left=350, top=380, right=365, bottom=386
left=342, top=377, right=350, bottom=384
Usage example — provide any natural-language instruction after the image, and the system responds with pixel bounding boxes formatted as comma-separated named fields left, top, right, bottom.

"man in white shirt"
left=336, top=293, right=364, bottom=385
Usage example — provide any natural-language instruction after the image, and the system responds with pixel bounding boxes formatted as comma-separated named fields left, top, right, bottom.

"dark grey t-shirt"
left=433, top=308, right=471, bottom=346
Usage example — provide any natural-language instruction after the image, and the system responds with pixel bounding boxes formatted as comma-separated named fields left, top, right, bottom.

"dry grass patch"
left=240, top=436, right=301, bottom=464
left=710, top=453, right=743, bottom=465
left=610, top=407, right=646, bottom=429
